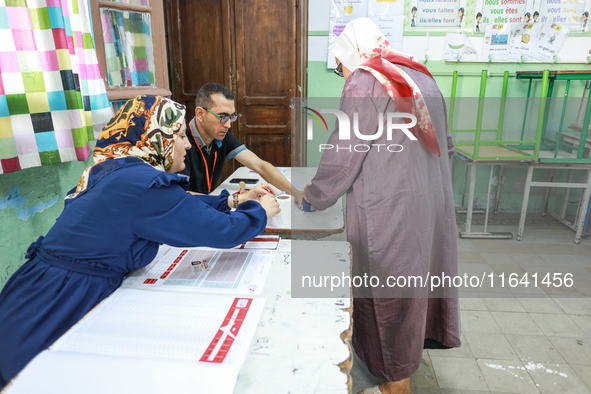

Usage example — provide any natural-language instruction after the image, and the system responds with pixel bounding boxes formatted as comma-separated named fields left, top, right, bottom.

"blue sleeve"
left=131, top=181, right=268, bottom=249
left=195, top=190, right=232, bottom=212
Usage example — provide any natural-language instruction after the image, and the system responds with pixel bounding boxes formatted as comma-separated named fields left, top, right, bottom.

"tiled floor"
left=349, top=217, right=591, bottom=394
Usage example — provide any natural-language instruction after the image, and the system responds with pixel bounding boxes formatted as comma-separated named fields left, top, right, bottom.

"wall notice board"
left=316, top=0, right=591, bottom=64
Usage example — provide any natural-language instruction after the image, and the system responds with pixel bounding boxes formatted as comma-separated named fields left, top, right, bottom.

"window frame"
left=90, top=0, right=171, bottom=100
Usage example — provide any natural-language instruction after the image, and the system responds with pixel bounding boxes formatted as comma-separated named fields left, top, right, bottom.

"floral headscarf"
left=70, top=95, right=186, bottom=198
left=331, top=18, right=440, bottom=156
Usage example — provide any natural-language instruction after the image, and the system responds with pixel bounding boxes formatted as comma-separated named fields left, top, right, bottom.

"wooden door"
left=165, top=0, right=305, bottom=185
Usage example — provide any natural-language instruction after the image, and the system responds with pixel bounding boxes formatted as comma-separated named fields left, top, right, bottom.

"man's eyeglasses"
left=201, top=107, right=238, bottom=123
left=334, top=62, right=344, bottom=78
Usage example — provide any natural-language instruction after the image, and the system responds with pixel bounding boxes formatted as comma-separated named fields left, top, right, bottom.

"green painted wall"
left=307, top=59, right=589, bottom=216
left=0, top=155, right=93, bottom=288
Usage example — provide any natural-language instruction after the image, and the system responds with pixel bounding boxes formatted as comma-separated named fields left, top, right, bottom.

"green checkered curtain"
left=0, top=0, right=113, bottom=174
left=100, top=6, right=155, bottom=87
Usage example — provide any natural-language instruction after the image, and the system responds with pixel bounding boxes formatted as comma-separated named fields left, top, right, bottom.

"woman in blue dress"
left=0, top=95, right=279, bottom=388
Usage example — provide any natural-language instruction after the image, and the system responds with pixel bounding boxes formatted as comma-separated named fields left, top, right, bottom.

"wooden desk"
left=212, top=167, right=346, bottom=238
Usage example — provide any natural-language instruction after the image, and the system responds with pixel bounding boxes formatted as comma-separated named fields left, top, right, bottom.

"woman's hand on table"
left=244, top=183, right=276, bottom=202
left=293, top=185, right=311, bottom=210
left=258, top=194, right=281, bottom=218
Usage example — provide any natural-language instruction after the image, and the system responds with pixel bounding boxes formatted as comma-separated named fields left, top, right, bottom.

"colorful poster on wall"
left=482, top=23, right=512, bottom=59
left=368, top=0, right=404, bottom=49
left=537, top=0, right=587, bottom=31
left=368, top=0, right=404, bottom=15
left=443, top=32, right=479, bottom=59
left=330, top=0, right=369, bottom=18
left=480, top=0, right=529, bottom=28
left=531, top=22, right=570, bottom=60
left=507, top=23, right=540, bottom=59
left=327, top=0, right=369, bottom=69
left=415, top=0, right=461, bottom=27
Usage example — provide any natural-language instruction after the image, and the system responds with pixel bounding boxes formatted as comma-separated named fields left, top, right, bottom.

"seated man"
left=181, top=83, right=303, bottom=200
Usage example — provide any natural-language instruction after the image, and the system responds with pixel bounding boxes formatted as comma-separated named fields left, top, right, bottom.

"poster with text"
left=369, top=15, right=405, bottom=49
left=483, top=23, right=512, bottom=60
left=330, top=0, right=369, bottom=17
left=328, top=0, right=368, bottom=69
left=538, top=0, right=586, bottom=31
left=416, top=0, right=461, bottom=27
left=368, top=0, right=404, bottom=49
left=507, top=23, right=541, bottom=59
left=443, top=32, right=479, bottom=59
left=481, top=0, right=528, bottom=29
left=368, top=0, right=405, bottom=16
left=532, top=22, right=569, bottom=60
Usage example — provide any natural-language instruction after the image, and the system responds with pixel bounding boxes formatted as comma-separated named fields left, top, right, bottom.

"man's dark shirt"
left=179, top=117, right=246, bottom=194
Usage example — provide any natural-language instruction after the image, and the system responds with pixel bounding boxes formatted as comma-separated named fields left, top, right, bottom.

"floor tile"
left=459, top=298, right=487, bottom=311
left=573, top=281, right=591, bottom=297
left=464, top=332, right=517, bottom=360
left=553, top=297, right=591, bottom=315
left=481, top=253, right=515, bottom=265
left=505, top=334, right=566, bottom=364
left=430, top=356, right=489, bottom=391
left=548, top=336, right=591, bottom=365
left=509, top=283, right=548, bottom=295
left=517, top=297, right=563, bottom=314
left=512, top=253, right=548, bottom=266
left=458, top=252, right=487, bottom=264
left=569, top=314, right=591, bottom=337
left=350, top=349, right=383, bottom=394
left=428, top=333, right=474, bottom=359
left=571, top=365, right=591, bottom=392
left=570, top=254, right=591, bottom=267
left=477, top=359, right=539, bottom=393
left=542, top=284, right=584, bottom=297
left=537, top=254, right=580, bottom=267
left=482, top=297, right=526, bottom=312
left=491, top=264, right=527, bottom=276
left=410, top=388, right=441, bottom=394
left=491, top=311, right=543, bottom=335
left=461, top=310, right=502, bottom=333
left=439, top=390, right=493, bottom=394
left=411, top=354, right=439, bottom=389
left=529, top=313, right=586, bottom=337
left=525, top=362, right=590, bottom=394
left=560, top=266, right=591, bottom=281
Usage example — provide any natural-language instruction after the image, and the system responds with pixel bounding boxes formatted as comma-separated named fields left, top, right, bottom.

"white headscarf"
left=329, top=18, right=441, bottom=156
left=331, top=18, right=416, bottom=72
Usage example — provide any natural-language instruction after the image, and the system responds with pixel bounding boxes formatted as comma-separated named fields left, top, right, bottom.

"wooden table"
left=212, top=167, right=346, bottom=238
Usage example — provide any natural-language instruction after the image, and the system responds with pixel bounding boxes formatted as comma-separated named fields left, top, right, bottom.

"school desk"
left=4, top=240, right=353, bottom=394
left=212, top=167, right=346, bottom=238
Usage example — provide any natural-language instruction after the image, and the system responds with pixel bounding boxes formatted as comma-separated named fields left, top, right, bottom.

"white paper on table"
left=531, top=22, right=569, bottom=61
left=122, top=246, right=275, bottom=294
left=5, top=351, right=239, bottom=394
left=443, top=32, right=478, bottom=60
left=507, top=23, right=540, bottom=60
left=235, top=235, right=281, bottom=250
left=6, top=290, right=266, bottom=394
left=482, top=23, right=512, bottom=60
